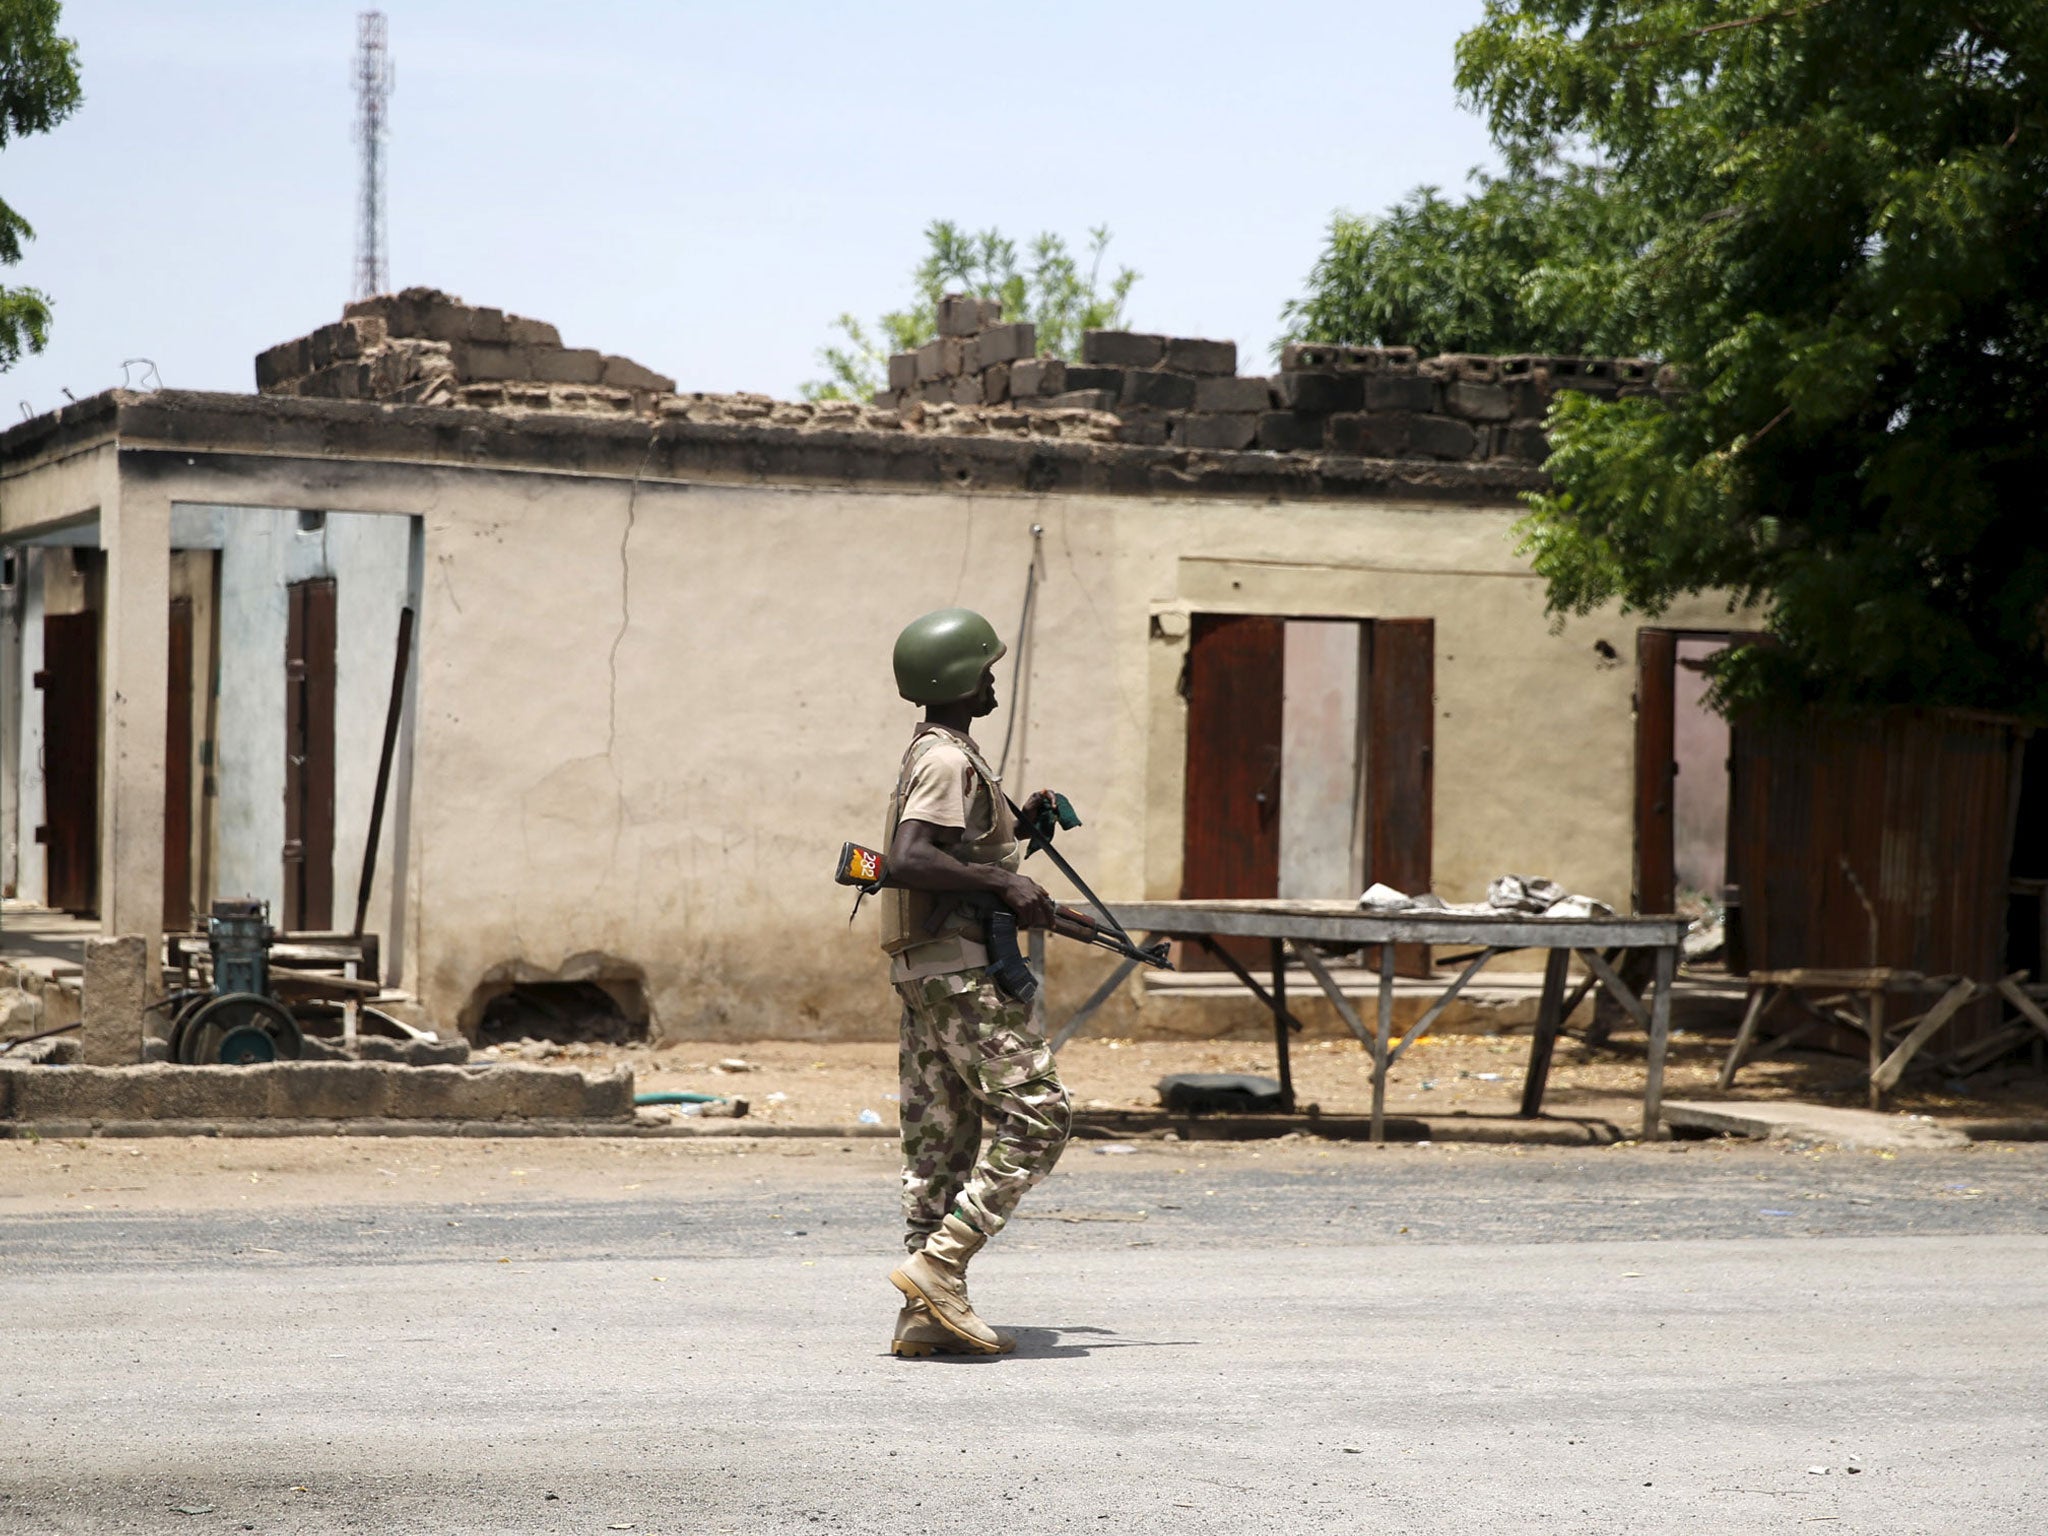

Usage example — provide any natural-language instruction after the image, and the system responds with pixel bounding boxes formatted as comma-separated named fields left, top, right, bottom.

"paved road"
left=4, top=1141, right=2045, bottom=1534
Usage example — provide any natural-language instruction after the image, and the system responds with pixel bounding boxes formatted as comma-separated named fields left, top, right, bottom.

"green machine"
left=160, top=899, right=305, bottom=1065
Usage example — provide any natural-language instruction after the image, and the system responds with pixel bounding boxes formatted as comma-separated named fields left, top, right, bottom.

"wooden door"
left=163, top=596, right=194, bottom=932
left=1634, top=628, right=1677, bottom=914
left=37, top=611, right=99, bottom=916
left=283, top=578, right=337, bottom=930
left=1182, top=614, right=1284, bottom=966
left=1366, top=618, right=1435, bottom=976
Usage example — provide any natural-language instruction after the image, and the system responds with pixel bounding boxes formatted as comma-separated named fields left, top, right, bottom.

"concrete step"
left=1661, top=1099, right=1969, bottom=1151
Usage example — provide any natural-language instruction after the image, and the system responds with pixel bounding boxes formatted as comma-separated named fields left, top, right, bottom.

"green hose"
left=634, top=1091, right=726, bottom=1106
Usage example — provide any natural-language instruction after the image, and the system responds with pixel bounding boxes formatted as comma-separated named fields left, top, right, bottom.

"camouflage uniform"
left=896, top=968, right=1072, bottom=1252
left=882, top=724, right=1072, bottom=1254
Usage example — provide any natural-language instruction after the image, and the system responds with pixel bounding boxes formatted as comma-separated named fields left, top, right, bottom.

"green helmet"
left=893, top=607, right=1007, bottom=704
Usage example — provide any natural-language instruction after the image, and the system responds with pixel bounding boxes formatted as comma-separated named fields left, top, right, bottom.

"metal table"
left=1050, top=900, right=1688, bottom=1141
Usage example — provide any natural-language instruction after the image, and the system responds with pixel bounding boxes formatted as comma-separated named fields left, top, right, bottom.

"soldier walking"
left=878, top=607, right=1072, bottom=1356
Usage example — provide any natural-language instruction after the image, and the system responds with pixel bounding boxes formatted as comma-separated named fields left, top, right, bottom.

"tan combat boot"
left=887, top=1212, right=1004, bottom=1354
left=890, top=1297, right=1015, bottom=1357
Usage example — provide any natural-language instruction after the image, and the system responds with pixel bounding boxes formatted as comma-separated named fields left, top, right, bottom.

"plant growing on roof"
left=805, top=220, right=1139, bottom=401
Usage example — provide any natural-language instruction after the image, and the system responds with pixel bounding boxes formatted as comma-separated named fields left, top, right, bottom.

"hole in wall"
left=473, top=979, right=648, bottom=1046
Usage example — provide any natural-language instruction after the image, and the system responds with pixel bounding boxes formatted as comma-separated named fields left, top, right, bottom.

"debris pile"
left=253, top=288, right=1672, bottom=463
left=256, top=287, right=676, bottom=414
left=871, top=294, right=1244, bottom=449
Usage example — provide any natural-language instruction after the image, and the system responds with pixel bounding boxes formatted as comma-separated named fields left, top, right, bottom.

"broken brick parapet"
left=220, top=289, right=1675, bottom=475
left=868, top=294, right=1671, bottom=466
left=256, top=287, right=677, bottom=413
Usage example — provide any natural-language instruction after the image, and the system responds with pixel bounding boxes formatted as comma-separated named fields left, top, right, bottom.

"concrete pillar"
left=81, top=934, right=147, bottom=1064
left=98, top=474, right=169, bottom=974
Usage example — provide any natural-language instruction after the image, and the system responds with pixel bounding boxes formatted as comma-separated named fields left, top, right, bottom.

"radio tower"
left=351, top=11, right=392, bottom=300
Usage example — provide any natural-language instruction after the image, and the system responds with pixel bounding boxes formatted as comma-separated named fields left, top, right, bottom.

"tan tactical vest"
left=880, top=725, right=1020, bottom=959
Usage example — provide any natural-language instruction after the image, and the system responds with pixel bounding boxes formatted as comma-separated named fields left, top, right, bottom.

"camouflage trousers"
left=895, top=966, right=1073, bottom=1254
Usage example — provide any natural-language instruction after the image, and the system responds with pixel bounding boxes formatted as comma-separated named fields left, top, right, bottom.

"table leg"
left=1519, top=948, right=1572, bottom=1117
left=1371, top=943, right=1395, bottom=1143
left=1718, top=984, right=1773, bottom=1091
left=1641, top=944, right=1676, bottom=1140
left=1867, top=990, right=1887, bottom=1110
left=1270, top=938, right=1294, bottom=1113
left=1289, top=938, right=1374, bottom=1050
left=1049, top=943, right=1151, bottom=1052
left=1387, top=947, right=1501, bottom=1067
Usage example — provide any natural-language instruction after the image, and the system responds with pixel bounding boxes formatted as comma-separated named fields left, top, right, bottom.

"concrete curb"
left=0, top=1061, right=633, bottom=1126
left=1, top=1117, right=889, bottom=1140
left=1660, top=1099, right=1973, bottom=1152
left=1, top=1113, right=1622, bottom=1145
left=1070, top=1109, right=1629, bottom=1145
left=8, top=1101, right=2041, bottom=1146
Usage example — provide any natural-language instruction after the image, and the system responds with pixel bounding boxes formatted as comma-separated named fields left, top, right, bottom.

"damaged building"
left=1, top=288, right=1756, bottom=1051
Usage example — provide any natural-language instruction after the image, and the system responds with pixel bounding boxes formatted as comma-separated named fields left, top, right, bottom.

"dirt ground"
left=478, top=1024, right=2048, bottom=1128
left=0, top=1117, right=1948, bottom=1219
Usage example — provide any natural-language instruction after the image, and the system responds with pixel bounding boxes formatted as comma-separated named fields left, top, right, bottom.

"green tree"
left=806, top=220, right=1139, bottom=401
left=1282, top=160, right=1654, bottom=358
left=0, top=0, right=81, bottom=371
left=1456, top=0, right=2048, bottom=715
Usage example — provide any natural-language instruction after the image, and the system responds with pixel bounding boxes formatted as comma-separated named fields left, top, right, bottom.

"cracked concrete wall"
left=400, top=469, right=1744, bottom=1042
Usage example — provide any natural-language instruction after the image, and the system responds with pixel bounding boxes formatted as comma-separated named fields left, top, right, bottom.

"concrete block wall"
left=875, top=299, right=1666, bottom=463
left=255, top=288, right=677, bottom=414
left=1265, top=343, right=1668, bottom=464
left=248, top=289, right=1668, bottom=465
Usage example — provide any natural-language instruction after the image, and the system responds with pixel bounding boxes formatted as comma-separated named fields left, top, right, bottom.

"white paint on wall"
left=1673, top=635, right=1732, bottom=898
left=1279, top=619, right=1363, bottom=899
left=169, top=505, right=414, bottom=929
left=12, top=549, right=49, bottom=903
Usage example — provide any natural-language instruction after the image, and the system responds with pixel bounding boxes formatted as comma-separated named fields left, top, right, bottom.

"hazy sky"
left=5, top=1, right=1498, bottom=417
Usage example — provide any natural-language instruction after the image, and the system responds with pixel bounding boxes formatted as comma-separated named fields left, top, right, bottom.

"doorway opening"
left=1181, top=612, right=1434, bottom=973
left=35, top=548, right=103, bottom=917
left=1635, top=628, right=1745, bottom=923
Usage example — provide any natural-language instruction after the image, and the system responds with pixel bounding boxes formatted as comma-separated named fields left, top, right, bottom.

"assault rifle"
left=835, top=792, right=1173, bottom=1004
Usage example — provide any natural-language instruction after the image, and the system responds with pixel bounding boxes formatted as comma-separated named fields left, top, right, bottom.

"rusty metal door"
left=1366, top=618, right=1435, bottom=976
left=1182, top=615, right=1284, bottom=965
left=283, top=578, right=337, bottom=931
left=36, top=611, right=99, bottom=916
left=1634, top=628, right=1677, bottom=914
left=163, top=596, right=194, bottom=932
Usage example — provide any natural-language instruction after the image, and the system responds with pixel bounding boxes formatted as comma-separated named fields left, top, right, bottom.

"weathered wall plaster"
left=394, top=471, right=1739, bottom=1040
left=0, top=386, right=1749, bottom=1043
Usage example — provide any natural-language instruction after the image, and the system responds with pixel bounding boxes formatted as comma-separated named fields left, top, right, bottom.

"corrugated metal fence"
left=1728, top=709, right=2028, bottom=1047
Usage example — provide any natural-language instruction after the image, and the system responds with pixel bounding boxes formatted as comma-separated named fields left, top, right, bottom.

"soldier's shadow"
left=995, top=1326, right=1199, bottom=1360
